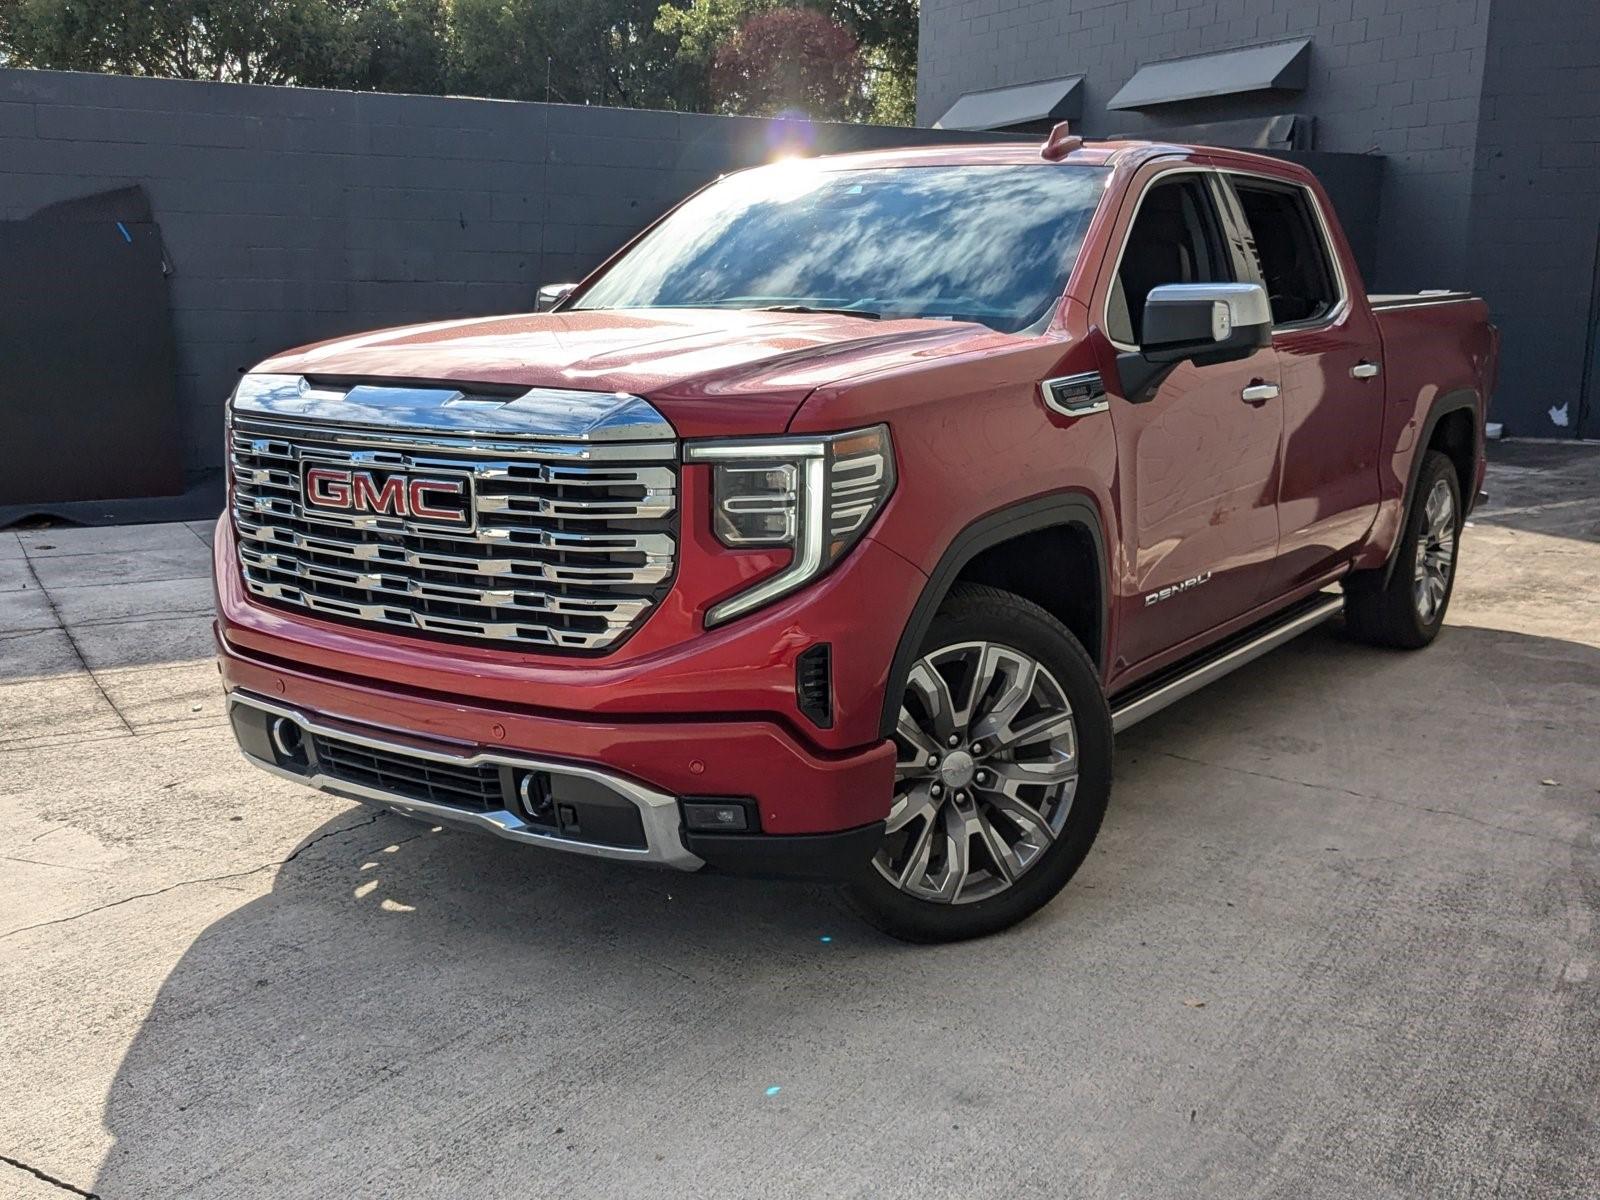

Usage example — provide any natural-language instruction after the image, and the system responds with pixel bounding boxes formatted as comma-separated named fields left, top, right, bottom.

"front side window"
left=1230, top=179, right=1340, bottom=325
left=1107, top=175, right=1234, bottom=346
left=571, top=163, right=1109, bottom=334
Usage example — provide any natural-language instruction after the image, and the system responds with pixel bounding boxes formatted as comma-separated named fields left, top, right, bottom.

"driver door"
left=1100, top=170, right=1285, bottom=673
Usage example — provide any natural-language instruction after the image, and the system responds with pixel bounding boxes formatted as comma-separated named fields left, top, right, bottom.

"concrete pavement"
left=1, top=446, right=1597, bottom=1199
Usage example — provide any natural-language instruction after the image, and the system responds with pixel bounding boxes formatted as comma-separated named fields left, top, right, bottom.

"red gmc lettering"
left=304, top=468, right=464, bottom=524
left=304, top=467, right=353, bottom=509
left=351, top=472, right=407, bottom=516
left=408, top=478, right=466, bottom=522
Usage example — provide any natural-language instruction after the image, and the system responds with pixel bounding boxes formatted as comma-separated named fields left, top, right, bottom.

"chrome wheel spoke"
left=885, top=782, right=937, bottom=834
left=990, top=709, right=1076, bottom=757
left=927, top=804, right=971, bottom=902
left=991, top=753, right=1077, bottom=791
left=985, top=790, right=1057, bottom=848
left=894, top=706, right=941, bottom=776
left=972, top=810, right=1020, bottom=884
left=968, top=646, right=1036, bottom=746
left=897, top=815, right=939, bottom=890
left=906, top=660, right=959, bottom=741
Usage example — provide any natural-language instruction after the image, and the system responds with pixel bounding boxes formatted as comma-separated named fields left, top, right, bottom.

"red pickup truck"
left=216, top=132, right=1495, bottom=941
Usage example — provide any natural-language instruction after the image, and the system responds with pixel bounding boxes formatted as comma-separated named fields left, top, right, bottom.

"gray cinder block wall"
left=919, top=0, right=1600, bottom=438
left=1466, top=0, right=1600, bottom=437
left=0, top=68, right=1018, bottom=475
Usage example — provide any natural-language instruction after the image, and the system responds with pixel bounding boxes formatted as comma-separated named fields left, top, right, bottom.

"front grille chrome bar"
left=228, top=380, right=678, bottom=652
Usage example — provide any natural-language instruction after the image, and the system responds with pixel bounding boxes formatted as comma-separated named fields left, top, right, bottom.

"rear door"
left=1099, top=168, right=1285, bottom=671
left=1222, top=172, right=1385, bottom=595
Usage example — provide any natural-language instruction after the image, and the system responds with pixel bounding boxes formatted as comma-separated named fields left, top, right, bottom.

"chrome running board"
left=1110, top=593, right=1344, bottom=733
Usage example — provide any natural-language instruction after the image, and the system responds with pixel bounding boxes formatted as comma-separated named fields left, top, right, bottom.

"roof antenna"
left=1040, top=120, right=1083, bottom=161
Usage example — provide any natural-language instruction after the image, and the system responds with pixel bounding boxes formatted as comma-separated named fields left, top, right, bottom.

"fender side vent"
left=796, top=643, right=834, bottom=729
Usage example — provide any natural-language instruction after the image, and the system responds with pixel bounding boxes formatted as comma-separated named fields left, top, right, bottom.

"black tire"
left=842, top=583, right=1113, bottom=943
left=1343, top=450, right=1462, bottom=649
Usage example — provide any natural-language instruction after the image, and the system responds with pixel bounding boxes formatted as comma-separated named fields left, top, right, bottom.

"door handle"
left=1241, top=382, right=1280, bottom=405
left=1351, top=361, right=1380, bottom=379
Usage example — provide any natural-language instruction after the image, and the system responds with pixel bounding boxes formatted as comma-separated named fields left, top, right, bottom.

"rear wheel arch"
left=1383, top=388, right=1479, bottom=586
left=879, top=493, right=1109, bottom=740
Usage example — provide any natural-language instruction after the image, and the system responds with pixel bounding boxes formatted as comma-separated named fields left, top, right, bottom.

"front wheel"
left=843, top=583, right=1112, bottom=943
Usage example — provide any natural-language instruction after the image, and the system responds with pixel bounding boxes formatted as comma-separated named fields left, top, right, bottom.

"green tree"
left=2, top=0, right=347, bottom=83
left=449, top=0, right=691, bottom=109
left=336, top=0, right=449, bottom=95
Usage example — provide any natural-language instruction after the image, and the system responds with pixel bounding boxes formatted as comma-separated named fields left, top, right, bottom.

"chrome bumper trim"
left=228, top=692, right=702, bottom=871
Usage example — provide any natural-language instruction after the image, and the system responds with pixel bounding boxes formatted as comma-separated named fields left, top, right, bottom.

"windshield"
left=570, top=162, right=1110, bottom=334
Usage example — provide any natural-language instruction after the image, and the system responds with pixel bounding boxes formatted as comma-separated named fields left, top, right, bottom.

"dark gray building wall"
left=0, top=68, right=1011, bottom=476
left=919, top=0, right=1492, bottom=292
left=1466, top=0, right=1600, bottom=437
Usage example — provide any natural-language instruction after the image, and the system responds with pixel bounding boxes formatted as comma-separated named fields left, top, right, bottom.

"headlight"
left=685, top=424, right=896, bottom=625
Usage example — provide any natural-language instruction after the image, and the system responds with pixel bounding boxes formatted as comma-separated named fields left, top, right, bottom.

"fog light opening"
left=269, top=716, right=304, bottom=760
left=517, top=771, right=555, bottom=825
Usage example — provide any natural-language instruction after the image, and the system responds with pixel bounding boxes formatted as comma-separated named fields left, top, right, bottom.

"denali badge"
left=302, top=465, right=473, bottom=528
left=1144, top=571, right=1212, bottom=606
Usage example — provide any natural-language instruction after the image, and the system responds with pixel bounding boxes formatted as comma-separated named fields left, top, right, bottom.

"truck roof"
left=798, top=139, right=1309, bottom=180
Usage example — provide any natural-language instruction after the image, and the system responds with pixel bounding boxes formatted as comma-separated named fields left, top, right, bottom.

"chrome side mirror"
left=1118, top=282, right=1273, bottom=400
left=537, top=282, right=577, bottom=312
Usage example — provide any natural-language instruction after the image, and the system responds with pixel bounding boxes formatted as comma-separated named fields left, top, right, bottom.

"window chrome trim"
left=1219, top=168, right=1351, bottom=335
left=231, top=374, right=677, bottom=445
left=1100, top=161, right=1355, bottom=354
left=229, top=691, right=703, bottom=870
left=1101, top=164, right=1225, bottom=354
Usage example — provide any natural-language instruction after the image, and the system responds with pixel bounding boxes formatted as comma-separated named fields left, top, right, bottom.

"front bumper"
left=219, top=628, right=895, bottom=877
left=230, top=690, right=703, bottom=869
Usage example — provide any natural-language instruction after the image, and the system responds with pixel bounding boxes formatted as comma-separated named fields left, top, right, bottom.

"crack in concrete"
left=0, top=812, right=387, bottom=943
left=1, top=855, right=97, bottom=874
left=0, top=1153, right=100, bottom=1198
left=1155, top=750, right=1581, bottom=848
left=15, top=552, right=136, bottom=737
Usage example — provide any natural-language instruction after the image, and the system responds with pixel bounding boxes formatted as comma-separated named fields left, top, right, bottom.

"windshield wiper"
left=757, top=304, right=882, bottom=320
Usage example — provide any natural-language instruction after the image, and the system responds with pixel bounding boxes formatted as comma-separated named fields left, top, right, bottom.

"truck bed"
left=1368, top=290, right=1478, bottom=310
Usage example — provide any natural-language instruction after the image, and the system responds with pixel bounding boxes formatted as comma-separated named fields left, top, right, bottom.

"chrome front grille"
left=229, top=412, right=678, bottom=652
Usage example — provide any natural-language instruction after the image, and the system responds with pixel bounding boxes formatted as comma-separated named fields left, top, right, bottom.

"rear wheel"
left=1343, top=450, right=1462, bottom=649
left=843, top=583, right=1112, bottom=943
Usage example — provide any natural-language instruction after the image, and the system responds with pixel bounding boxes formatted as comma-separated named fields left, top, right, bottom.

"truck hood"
left=255, top=308, right=1010, bottom=437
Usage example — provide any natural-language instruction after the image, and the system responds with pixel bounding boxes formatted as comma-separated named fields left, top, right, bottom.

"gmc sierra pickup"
left=217, top=129, right=1495, bottom=941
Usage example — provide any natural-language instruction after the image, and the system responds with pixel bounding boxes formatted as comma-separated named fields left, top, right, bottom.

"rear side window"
left=1230, top=179, right=1340, bottom=325
left=1108, top=175, right=1234, bottom=346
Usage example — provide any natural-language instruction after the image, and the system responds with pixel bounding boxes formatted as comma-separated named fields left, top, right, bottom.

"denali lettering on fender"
left=1144, top=571, right=1213, bottom=606
left=303, top=466, right=471, bottom=527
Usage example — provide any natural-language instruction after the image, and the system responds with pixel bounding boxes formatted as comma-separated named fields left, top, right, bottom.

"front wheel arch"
left=878, top=493, right=1109, bottom=741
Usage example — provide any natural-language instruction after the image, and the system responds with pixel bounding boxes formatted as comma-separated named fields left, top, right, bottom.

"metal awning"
left=1108, top=39, right=1312, bottom=110
left=933, top=75, right=1085, bottom=131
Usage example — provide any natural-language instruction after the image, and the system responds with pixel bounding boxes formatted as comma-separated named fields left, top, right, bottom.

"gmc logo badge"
left=302, top=465, right=473, bottom=528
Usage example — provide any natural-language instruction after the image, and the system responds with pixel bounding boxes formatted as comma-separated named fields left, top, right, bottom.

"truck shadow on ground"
left=87, top=621, right=1600, bottom=1198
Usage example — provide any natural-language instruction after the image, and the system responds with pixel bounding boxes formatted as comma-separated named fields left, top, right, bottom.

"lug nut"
left=926, top=754, right=940, bottom=768
left=956, top=791, right=969, bottom=805
left=947, top=734, right=961, bottom=747
left=930, top=783, right=944, bottom=797
left=975, top=769, right=989, bottom=784
left=971, top=740, right=985, bottom=754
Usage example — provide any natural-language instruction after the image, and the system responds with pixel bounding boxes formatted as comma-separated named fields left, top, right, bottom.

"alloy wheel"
left=1413, top=477, right=1457, bottom=624
left=876, top=641, right=1079, bottom=904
